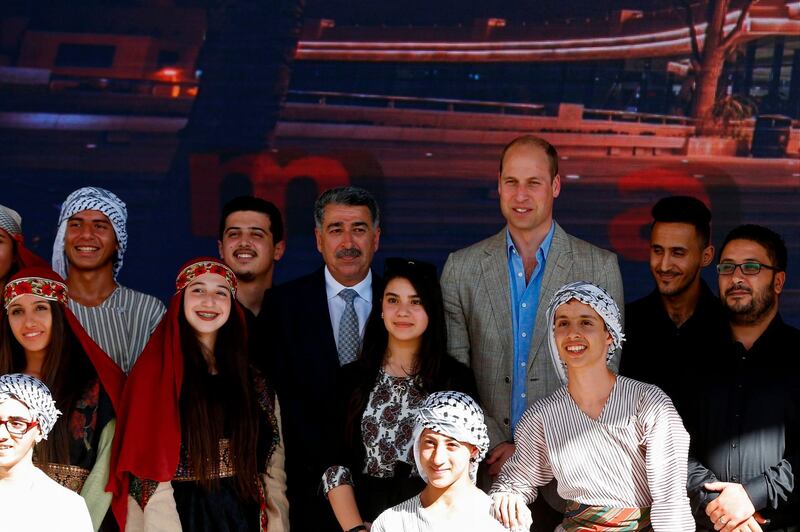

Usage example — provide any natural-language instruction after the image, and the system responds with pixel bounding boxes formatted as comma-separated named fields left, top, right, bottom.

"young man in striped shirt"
left=51, top=187, right=165, bottom=373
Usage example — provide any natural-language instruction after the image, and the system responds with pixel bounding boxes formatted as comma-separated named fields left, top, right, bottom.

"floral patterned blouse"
left=322, top=370, right=426, bottom=494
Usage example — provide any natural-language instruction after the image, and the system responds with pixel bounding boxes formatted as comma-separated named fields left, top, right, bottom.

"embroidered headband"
left=175, top=260, right=237, bottom=297
left=0, top=204, right=22, bottom=236
left=545, top=281, right=625, bottom=385
left=4, top=276, right=69, bottom=309
left=52, top=187, right=128, bottom=280
left=412, top=391, right=490, bottom=484
left=0, top=374, right=62, bottom=439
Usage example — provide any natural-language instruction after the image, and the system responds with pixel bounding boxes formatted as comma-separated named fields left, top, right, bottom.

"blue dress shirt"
left=507, top=223, right=555, bottom=434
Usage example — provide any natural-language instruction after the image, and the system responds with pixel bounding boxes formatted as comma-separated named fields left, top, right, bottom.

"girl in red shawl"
left=110, top=258, right=287, bottom=531
left=0, top=267, right=125, bottom=531
left=0, top=204, right=48, bottom=293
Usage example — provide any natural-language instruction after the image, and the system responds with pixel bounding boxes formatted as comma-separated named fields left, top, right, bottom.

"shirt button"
left=732, top=475, right=739, bottom=482
left=517, top=272, right=523, bottom=277
left=732, top=442, right=737, bottom=448
left=520, top=362, right=525, bottom=367
left=521, top=332, right=527, bottom=338
left=503, top=418, right=510, bottom=426
left=521, top=303, right=527, bottom=308
left=521, top=393, right=526, bottom=398
left=504, top=376, right=511, bottom=383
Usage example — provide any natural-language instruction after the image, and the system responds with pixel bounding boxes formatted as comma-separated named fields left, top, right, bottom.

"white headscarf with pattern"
left=51, top=187, right=128, bottom=279
left=0, top=374, right=62, bottom=439
left=545, top=281, right=625, bottom=385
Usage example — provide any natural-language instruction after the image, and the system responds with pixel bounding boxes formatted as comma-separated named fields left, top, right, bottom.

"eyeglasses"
left=716, top=262, right=780, bottom=276
left=0, top=417, right=38, bottom=437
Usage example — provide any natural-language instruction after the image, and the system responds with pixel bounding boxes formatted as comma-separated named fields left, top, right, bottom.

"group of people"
left=0, top=134, right=797, bottom=532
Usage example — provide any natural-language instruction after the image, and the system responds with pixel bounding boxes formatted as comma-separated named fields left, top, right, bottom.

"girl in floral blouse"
left=323, top=258, right=477, bottom=532
left=0, top=267, right=125, bottom=531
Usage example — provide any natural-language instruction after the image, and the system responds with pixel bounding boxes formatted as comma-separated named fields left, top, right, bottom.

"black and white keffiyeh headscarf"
left=412, top=391, right=490, bottom=484
left=0, top=373, right=61, bottom=439
left=51, top=187, right=128, bottom=279
left=545, top=281, right=625, bottom=385
left=0, top=204, right=22, bottom=236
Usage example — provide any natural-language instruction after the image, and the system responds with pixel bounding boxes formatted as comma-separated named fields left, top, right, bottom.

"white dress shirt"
left=324, top=267, right=374, bottom=349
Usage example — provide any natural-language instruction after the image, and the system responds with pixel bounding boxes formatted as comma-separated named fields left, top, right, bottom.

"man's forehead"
left=323, top=204, right=373, bottom=225
left=69, top=209, right=111, bottom=223
left=224, top=210, right=271, bottom=232
left=721, top=238, right=768, bottom=259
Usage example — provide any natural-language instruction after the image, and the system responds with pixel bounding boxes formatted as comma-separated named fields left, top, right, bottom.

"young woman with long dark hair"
left=109, top=258, right=287, bottom=532
left=0, top=267, right=125, bottom=531
left=323, top=258, right=477, bottom=532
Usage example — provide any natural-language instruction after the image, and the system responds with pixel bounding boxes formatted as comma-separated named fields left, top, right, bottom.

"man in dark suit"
left=262, top=186, right=381, bottom=532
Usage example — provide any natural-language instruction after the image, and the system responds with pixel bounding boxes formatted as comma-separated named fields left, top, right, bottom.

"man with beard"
left=621, top=196, right=728, bottom=412
left=218, top=195, right=285, bottom=316
left=261, top=186, right=382, bottom=531
left=687, top=224, right=799, bottom=532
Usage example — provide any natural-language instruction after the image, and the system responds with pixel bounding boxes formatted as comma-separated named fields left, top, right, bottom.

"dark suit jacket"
left=260, top=267, right=383, bottom=531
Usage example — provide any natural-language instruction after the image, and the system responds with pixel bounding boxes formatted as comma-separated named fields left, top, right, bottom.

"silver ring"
left=718, top=517, right=728, bottom=525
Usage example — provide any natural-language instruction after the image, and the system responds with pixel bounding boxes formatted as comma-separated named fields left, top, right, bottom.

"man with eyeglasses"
left=686, top=224, right=800, bottom=532
left=621, top=196, right=729, bottom=415
left=0, top=373, right=93, bottom=531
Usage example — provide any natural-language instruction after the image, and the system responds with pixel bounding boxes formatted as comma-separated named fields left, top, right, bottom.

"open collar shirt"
left=507, top=223, right=555, bottom=433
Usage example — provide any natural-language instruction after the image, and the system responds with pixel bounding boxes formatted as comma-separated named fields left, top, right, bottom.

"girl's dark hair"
left=345, top=259, right=448, bottom=442
left=178, top=294, right=260, bottom=501
left=0, top=301, right=96, bottom=468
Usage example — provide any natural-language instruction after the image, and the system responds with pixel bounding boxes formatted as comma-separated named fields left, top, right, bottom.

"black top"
left=620, top=280, right=729, bottom=415
left=685, top=314, right=800, bottom=530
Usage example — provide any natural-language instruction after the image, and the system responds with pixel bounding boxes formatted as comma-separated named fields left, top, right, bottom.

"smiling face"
left=718, top=239, right=784, bottom=325
left=315, top=204, right=380, bottom=287
left=498, top=144, right=560, bottom=237
left=0, top=398, right=41, bottom=474
left=553, top=299, right=613, bottom=372
left=6, top=295, right=53, bottom=358
left=64, top=210, right=118, bottom=274
left=418, top=428, right=476, bottom=490
left=218, top=210, right=285, bottom=283
left=649, top=222, right=713, bottom=298
left=182, top=273, right=232, bottom=346
left=382, top=277, right=429, bottom=346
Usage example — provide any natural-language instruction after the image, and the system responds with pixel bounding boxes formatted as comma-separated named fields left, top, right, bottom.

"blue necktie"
left=337, top=288, right=360, bottom=365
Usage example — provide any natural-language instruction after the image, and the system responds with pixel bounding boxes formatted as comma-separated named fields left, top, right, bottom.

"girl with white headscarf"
left=491, top=281, right=694, bottom=532
left=372, top=391, right=511, bottom=532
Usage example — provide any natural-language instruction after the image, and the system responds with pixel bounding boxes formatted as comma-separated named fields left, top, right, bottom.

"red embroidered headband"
left=175, top=260, right=237, bottom=297
left=4, top=276, right=69, bottom=308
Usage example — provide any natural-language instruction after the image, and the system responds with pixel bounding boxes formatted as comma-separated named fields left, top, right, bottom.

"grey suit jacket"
left=441, top=223, right=624, bottom=447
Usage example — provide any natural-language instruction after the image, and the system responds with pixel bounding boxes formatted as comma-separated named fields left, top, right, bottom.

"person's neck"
left=236, top=274, right=271, bottom=316
left=197, top=335, right=218, bottom=374
left=66, top=266, right=117, bottom=307
left=420, top=476, right=478, bottom=512
left=23, top=350, right=46, bottom=379
left=384, top=338, right=420, bottom=376
left=730, top=305, right=778, bottom=351
left=0, top=452, right=36, bottom=482
left=566, top=367, right=616, bottom=420
left=507, top=221, right=552, bottom=263
left=660, top=280, right=702, bottom=327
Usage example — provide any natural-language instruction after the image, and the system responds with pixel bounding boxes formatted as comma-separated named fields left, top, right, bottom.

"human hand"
left=491, top=493, right=531, bottom=531
left=485, top=442, right=516, bottom=477
left=730, top=516, right=763, bottom=532
left=704, top=482, right=756, bottom=532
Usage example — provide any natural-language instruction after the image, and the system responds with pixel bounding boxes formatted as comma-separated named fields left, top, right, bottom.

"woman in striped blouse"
left=491, top=281, right=694, bottom=532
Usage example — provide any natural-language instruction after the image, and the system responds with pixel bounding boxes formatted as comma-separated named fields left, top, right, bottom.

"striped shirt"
left=491, top=376, right=694, bottom=531
left=68, top=285, right=166, bottom=373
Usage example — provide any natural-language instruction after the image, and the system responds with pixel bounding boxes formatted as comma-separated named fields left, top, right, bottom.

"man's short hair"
left=651, top=196, right=712, bottom=247
left=218, top=196, right=284, bottom=243
left=721, top=224, right=787, bottom=272
left=498, top=135, right=559, bottom=179
left=313, top=186, right=380, bottom=229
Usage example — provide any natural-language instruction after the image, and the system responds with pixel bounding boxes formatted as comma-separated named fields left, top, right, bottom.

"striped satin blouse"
left=69, top=285, right=166, bottom=373
left=491, top=376, right=694, bottom=531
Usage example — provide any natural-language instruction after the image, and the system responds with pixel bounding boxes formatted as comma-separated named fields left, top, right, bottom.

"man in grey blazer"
left=441, top=135, right=623, bottom=520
